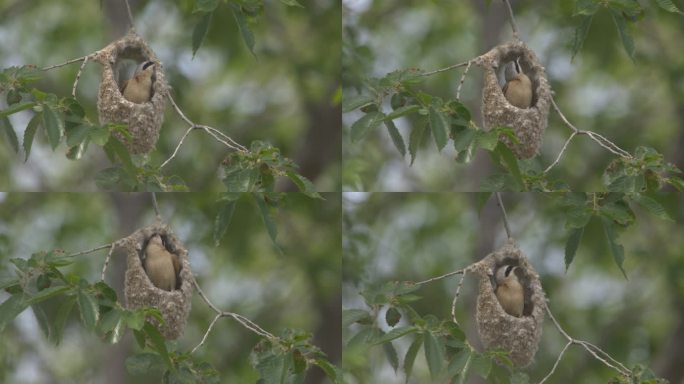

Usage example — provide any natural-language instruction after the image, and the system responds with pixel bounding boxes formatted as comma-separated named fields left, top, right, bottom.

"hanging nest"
left=122, top=223, right=193, bottom=339
left=473, top=240, right=545, bottom=367
left=94, top=32, right=167, bottom=154
left=478, top=41, right=552, bottom=159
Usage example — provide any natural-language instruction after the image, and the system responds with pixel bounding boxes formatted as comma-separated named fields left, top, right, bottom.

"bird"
left=502, top=58, right=532, bottom=109
left=494, top=264, right=524, bottom=317
left=120, top=60, right=156, bottom=103
left=143, top=234, right=180, bottom=291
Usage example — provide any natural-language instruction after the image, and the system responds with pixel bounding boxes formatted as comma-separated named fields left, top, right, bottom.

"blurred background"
left=342, top=192, right=684, bottom=383
left=0, top=192, right=341, bottom=383
left=342, top=0, right=684, bottom=191
left=0, top=0, right=340, bottom=191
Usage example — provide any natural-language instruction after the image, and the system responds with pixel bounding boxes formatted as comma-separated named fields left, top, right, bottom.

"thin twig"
left=159, top=126, right=195, bottom=169
left=538, top=341, right=572, bottom=384
left=502, top=0, right=520, bottom=39
left=65, top=244, right=112, bottom=258
left=191, top=313, right=222, bottom=354
left=413, top=269, right=465, bottom=286
left=41, top=56, right=88, bottom=71
left=151, top=192, right=160, bottom=218
left=421, top=61, right=472, bottom=77
left=544, top=131, right=577, bottom=173
left=456, top=60, right=473, bottom=100
left=496, top=192, right=512, bottom=239
left=450, top=270, right=468, bottom=326
left=101, top=240, right=122, bottom=281
left=71, top=55, right=90, bottom=98
left=123, top=0, right=135, bottom=30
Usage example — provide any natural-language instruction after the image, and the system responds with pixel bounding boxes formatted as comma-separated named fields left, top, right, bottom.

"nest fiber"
left=478, top=41, right=551, bottom=159
left=94, top=32, right=167, bottom=154
left=122, top=223, right=193, bottom=339
left=474, top=240, right=545, bottom=367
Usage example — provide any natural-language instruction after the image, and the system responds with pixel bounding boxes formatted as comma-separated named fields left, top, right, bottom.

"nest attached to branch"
left=121, top=223, right=193, bottom=339
left=473, top=240, right=545, bottom=367
left=478, top=41, right=551, bottom=159
left=94, top=32, right=167, bottom=154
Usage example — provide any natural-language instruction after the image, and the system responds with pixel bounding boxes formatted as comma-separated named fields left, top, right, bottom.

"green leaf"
left=610, top=10, right=635, bottom=61
left=424, top=331, right=444, bottom=379
left=572, top=15, right=594, bottom=61
left=51, top=296, right=76, bottom=345
left=143, top=322, right=172, bottom=367
left=77, top=290, right=100, bottom=331
left=43, top=105, right=63, bottom=150
left=383, top=342, right=399, bottom=372
left=475, top=193, right=492, bottom=216
left=254, top=193, right=278, bottom=245
left=373, top=326, right=417, bottom=345
left=601, top=218, right=627, bottom=279
left=631, top=194, right=673, bottom=221
left=575, top=0, right=600, bottom=15
left=404, top=334, right=423, bottom=381
left=223, top=168, right=258, bottom=191
left=125, top=310, right=146, bottom=331
left=428, top=106, right=449, bottom=151
left=565, top=227, right=584, bottom=271
left=1, top=116, right=18, bottom=153
left=26, top=285, right=70, bottom=304
left=192, top=12, right=212, bottom=58
left=408, top=122, right=428, bottom=165
left=193, top=0, right=220, bottom=13
left=285, top=172, right=321, bottom=198
left=385, top=120, right=406, bottom=157
left=230, top=4, right=256, bottom=56
left=65, top=124, right=91, bottom=148
left=31, top=304, right=51, bottom=340
left=214, top=201, right=236, bottom=246
left=453, top=128, right=476, bottom=152
left=342, top=309, right=371, bottom=327
left=351, top=111, right=385, bottom=142
left=104, top=136, right=136, bottom=174
left=22, top=112, right=42, bottom=161
left=0, top=294, right=28, bottom=333
left=474, top=130, right=499, bottom=152
left=446, top=348, right=471, bottom=379
left=280, top=0, right=304, bottom=7
left=313, top=358, right=338, bottom=382
left=99, top=308, right=126, bottom=344
left=385, top=104, right=421, bottom=121
left=654, top=0, right=683, bottom=13
left=89, top=126, right=110, bottom=146
left=494, top=143, right=523, bottom=188
left=470, top=354, right=492, bottom=378
left=125, top=352, right=167, bottom=375
left=0, top=101, right=35, bottom=117
left=342, top=94, right=374, bottom=113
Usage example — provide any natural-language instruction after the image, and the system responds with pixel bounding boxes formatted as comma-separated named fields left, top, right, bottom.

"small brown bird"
left=121, top=61, right=156, bottom=103
left=144, top=234, right=179, bottom=291
left=494, top=265, right=524, bottom=317
left=502, top=58, right=532, bottom=109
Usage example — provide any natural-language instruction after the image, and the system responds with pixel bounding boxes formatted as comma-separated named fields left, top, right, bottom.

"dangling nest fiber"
left=122, top=223, right=193, bottom=339
left=94, top=32, right=167, bottom=154
left=478, top=41, right=551, bottom=159
left=473, top=240, right=545, bottom=367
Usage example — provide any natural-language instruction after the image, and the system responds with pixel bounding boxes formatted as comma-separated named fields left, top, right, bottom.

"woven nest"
left=473, top=240, right=545, bottom=367
left=478, top=41, right=551, bottom=159
left=94, top=32, right=167, bottom=154
left=122, top=223, right=193, bottom=339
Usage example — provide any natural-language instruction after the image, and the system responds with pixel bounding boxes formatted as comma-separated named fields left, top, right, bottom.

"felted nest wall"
left=122, top=223, right=193, bottom=339
left=478, top=41, right=552, bottom=159
left=473, top=240, right=546, bottom=367
left=94, top=32, right=167, bottom=154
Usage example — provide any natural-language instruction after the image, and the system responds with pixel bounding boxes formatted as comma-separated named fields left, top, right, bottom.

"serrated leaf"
left=601, top=218, right=627, bottom=279
left=223, top=168, right=258, bottom=191
left=26, top=285, right=70, bottom=304
left=404, top=334, right=423, bottom=382
left=446, top=348, right=471, bottom=379
left=632, top=194, right=673, bottom=221
left=77, top=290, right=99, bottom=331
left=565, top=226, right=584, bottom=271
left=51, top=296, right=75, bottom=345
left=572, top=15, right=594, bottom=61
left=494, top=143, right=523, bottom=189
left=125, top=352, right=167, bottom=375
left=385, top=104, right=421, bottom=121
left=474, top=130, right=499, bottom=151
left=428, top=106, right=448, bottom=151
left=575, top=0, right=600, bottom=15
left=43, top=105, right=63, bottom=150
left=470, top=353, right=492, bottom=378
left=0, top=101, right=35, bottom=117
left=373, top=326, right=417, bottom=345
left=143, top=322, right=172, bottom=367
left=408, top=122, right=428, bottom=165
left=285, top=171, right=321, bottom=198
left=125, top=310, right=146, bottom=331
left=230, top=4, right=256, bottom=56
left=342, top=309, right=371, bottom=327
left=654, top=0, right=683, bottom=13
left=0, top=295, right=28, bottom=333
left=385, top=120, right=406, bottom=157
left=453, top=128, right=476, bottom=152
left=1, top=116, right=18, bottom=153
left=89, top=126, right=110, bottom=146
left=610, top=10, right=635, bottom=61
left=424, top=331, right=444, bottom=379
left=342, top=94, right=374, bottom=113
left=383, top=342, right=399, bottom=372
left=213, top=201, right=236, bottom=246
left=22, top=112, right=42, bottom=161
left=192, top=12, right=212, bottom=58
left=351, top=111, right=385, bottom=142
left=313, top=358, right=338, bottom=382
left=254, top=193, right=278, bottom=245
left=193, top=0, right=220, bottom=13
left=280, top=0, right=304, bottom=7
